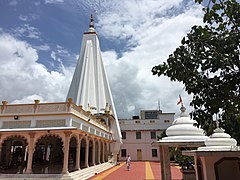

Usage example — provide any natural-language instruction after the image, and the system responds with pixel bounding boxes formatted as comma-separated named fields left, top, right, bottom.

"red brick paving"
left=89, top=161, right=182, bottom=180
left=150, top=162, right=182, bottom=180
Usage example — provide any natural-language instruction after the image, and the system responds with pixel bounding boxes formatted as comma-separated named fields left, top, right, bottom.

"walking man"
left=126, top=155, right=131, bottom=171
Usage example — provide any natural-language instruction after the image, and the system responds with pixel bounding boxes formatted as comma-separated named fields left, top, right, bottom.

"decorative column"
left=92, top=139, right=95, bottom=166
left=102, top=141, right=105, bottom=163
left=75, top=135, right=81, bottom=170
left=84, top=138, right=89, bottom=168
left=26, top=133, right=35, bottom=174
left=62, top=131, right=71, bottom=174
left=98, top=140, right=101, bottom=164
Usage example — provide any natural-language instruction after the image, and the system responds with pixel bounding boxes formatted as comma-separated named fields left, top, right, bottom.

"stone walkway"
left=88, top=161, right=182, bottom=180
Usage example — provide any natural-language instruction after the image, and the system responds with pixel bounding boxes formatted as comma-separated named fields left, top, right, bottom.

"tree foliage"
left=152, top=0, right=240, bottom=142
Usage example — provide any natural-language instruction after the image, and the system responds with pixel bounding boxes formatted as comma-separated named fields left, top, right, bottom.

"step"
left=69, top=162, right=114, bottom=180
left=0, top=174, right=72, bottom=180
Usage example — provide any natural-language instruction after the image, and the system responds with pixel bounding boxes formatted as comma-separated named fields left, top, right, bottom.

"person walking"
left=126, top=155, right=131, bottom=171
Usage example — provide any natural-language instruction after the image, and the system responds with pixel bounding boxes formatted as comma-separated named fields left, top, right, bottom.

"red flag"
left=177, top=95, right=182, bottom=105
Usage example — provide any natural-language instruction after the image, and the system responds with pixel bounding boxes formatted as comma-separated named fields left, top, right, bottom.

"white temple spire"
left=67, top=14, right=117, bottom=117
left=66, top=16, right=122, bottom=156
left=66, top=15, right=122, bottom=161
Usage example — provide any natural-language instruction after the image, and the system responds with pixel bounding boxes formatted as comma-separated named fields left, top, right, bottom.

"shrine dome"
left=198, top=126, right=237, bottom=151
left=162, top=105, right=208, bottom=142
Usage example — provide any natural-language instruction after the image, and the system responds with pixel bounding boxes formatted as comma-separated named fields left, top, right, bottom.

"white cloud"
left=13, top=24, right=41, bottom=39
left=45, top=0, right=64, bottom=4
left=97, top=0, right=203, bottom=118
left=0, top=33, right=73, bottom=104
left=51, top=51, right=57, bottom=60
left=34, top=44, right=50, bottom=51
left=19, top=14, right=39, bottom=22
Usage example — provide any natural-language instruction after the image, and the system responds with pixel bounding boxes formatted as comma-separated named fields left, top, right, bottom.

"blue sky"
left=0, top=0, right=205, bottom=118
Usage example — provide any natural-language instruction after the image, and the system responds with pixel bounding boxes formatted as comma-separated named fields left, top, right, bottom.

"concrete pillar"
left=75, top=137, right=80, bottom=170
left=26, top=133, right=35, bottom=174
left=102, top=141, right=105, bottom=162
left=84, top=138, right=89, bottom=168
left=159, top=145, right=171, bottom=180
left=98, top=141, right=101, bottom=164
left=159, top=146, right=164, bottom=179
left=62, top=131, right=71, bottom=174
left=92, top=139, right=95, bottom=166
left=194, top=155, right=199, bottom=180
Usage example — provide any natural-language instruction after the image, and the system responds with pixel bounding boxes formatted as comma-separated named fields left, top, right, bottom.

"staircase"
left=69, top=162, right=114, bottom=180
left=0, top=162, right=114, bottom=180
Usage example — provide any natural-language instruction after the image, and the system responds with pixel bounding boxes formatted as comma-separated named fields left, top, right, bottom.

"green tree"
left=152, top=0, right=240, bottom=142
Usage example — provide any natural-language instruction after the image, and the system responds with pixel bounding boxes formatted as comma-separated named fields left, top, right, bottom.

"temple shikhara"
left=0, top=15, right=122, bottom=179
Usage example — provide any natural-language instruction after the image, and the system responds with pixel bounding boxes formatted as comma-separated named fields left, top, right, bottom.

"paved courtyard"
left=88, top=161, right=182, bottom=180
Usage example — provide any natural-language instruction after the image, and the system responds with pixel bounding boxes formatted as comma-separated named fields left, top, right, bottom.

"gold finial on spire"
left=89, top=14, right=95, bottom=31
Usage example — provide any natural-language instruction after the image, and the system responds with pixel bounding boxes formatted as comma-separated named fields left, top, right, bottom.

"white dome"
left=198, top=127, right=237, bottom=151
left=162, top=105, right=208, bottom=142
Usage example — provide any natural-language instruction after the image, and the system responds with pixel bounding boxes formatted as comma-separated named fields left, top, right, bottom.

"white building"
left=119, top=109, right=174, bottom=161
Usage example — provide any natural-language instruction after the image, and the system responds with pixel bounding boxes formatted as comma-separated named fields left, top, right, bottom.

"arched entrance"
left=80, top=138, right=86, bottom=169
left=68, top=136, right=77, bottom=172
left=0, top=135, right=28, bottom=174
left=32, top=134, right=63, bottom=174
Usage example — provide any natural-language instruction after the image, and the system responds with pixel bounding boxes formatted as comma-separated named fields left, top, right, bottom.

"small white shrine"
left=183, top=121, right=240, bottom=180
left=152, top=104, right=208, bottom=180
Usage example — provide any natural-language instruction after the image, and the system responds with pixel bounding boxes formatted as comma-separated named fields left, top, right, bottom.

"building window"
left=136, top=132, right=141, bottom=139
left=121, top=149, right=127, bottom=157
left=164, top=120, right=170, bottom=123
left=152, top=149, right=158, bottom=157
left=151, top=131, right=156, bottom=139
left=122, top=131, right=126, bottom=139
left=135, top=120, right=140, bottom=123
left=145, top=111, right=158, bottom=119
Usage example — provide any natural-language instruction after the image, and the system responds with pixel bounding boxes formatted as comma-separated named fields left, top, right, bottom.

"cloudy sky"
left=0, top=0, right=205, bottom=119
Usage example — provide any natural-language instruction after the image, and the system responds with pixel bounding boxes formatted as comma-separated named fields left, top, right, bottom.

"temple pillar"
left=92, top=139, right=96, bottom=166
left=102, top=141, right=105, bottom=162
left=75, top=137, right=80, bottom=170
left=98, top=140, right=101, bottom=164
left=26, top=133, right=35, bottom=174
left=84, top=138, right=89, bottom=168
left=159, top=145, right=171, bottom=180
left=62, top=131, right=71, bottom=174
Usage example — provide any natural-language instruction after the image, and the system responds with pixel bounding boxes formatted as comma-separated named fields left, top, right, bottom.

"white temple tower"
left=67, top=15, right=122, bottom=162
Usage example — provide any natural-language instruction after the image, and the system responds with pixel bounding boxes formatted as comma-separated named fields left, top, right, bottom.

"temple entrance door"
left=32, top=134, right=63, bottom=174
left=0, top=135, right=28, bottom=174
